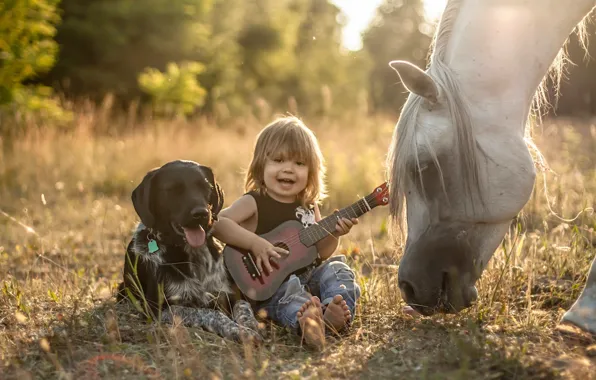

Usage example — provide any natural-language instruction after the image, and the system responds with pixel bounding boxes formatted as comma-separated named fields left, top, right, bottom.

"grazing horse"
left=387, top=0, right=596, bottom=334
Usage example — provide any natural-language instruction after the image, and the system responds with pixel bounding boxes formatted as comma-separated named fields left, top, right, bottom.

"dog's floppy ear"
left=201, top=166, right=224, bottom=217
left=132, top=167, right=159, bottom=228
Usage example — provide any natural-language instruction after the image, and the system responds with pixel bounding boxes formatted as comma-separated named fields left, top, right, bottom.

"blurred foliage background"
left=0, top=0, right=433, bottom=142
left=1, top=0, right=595, bottom=147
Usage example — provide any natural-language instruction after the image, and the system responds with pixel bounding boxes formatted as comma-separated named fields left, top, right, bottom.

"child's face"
left=263, top=152, right=309, bottom=203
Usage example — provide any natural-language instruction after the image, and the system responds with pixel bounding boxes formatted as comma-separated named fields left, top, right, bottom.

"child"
left=214, top=116, right=361, bottom=349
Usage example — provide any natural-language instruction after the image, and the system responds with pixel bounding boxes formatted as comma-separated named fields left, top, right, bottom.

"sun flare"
left=423, top=0, right=448, bottom=21
left=336, top=0, right=448, bottom=51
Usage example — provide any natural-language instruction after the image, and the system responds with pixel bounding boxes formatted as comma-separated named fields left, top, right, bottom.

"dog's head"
left=132, top=160, right=224, bottom=248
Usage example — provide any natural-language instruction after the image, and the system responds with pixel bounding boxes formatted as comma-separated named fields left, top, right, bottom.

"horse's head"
left=388, top=60, right=536, bottom=315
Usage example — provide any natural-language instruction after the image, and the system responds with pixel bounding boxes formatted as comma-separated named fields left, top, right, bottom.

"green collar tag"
left=148, top=239, right=159, bottom=254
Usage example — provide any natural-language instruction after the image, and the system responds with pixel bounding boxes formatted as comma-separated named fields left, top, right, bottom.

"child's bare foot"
left=297, top=296, right=325, bottom=350
left=323, top=295, right=351, bottom=333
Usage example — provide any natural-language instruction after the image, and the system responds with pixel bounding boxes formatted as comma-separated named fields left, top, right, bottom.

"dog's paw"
left=233, top=300, right=261, bottom=332
left=240, top=318, right=260, bottom=333
left=236, top=326, right=264, bottom=345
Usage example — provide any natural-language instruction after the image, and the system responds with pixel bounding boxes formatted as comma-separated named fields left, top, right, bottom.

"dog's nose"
left=191, top=207, right=210, bottom=220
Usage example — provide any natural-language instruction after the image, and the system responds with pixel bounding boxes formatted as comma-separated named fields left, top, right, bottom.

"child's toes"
left=297, top=300, right=312, bottom=317
left=312, top=296, right=322, bottom=308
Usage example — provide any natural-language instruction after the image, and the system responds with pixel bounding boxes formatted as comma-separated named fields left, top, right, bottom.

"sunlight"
left=333, top=0, right=384, bottom=51
left=335, top=0, right=448, bottom=51
left=424, top=0, right=448, bottom=21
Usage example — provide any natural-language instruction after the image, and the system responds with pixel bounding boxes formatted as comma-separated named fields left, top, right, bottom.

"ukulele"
left=223, top=182, right=389, bottom=301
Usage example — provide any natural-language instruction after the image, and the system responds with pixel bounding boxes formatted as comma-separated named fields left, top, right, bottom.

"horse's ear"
left=389, top=60, right=438, bottom=104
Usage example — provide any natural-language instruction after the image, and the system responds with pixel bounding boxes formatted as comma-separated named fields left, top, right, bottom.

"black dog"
left=118, top=160, right=261, bottom=342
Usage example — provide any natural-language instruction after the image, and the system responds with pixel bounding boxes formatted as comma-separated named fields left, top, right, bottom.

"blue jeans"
left=256, top=255, right=361, bottom=332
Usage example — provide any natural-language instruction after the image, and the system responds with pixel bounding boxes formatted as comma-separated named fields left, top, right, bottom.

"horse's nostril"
left=399, top=280, right=416, bottom=303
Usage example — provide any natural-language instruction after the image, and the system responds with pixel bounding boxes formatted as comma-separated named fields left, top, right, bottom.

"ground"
left=0, top=115, right=595, bottom=379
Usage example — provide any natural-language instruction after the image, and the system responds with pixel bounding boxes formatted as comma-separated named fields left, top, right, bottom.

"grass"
left=0, top=113, right=595, bottom=379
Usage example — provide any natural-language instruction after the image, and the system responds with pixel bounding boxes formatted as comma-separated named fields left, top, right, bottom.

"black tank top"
left=247, top=191, right=322, bottom=302
left=247, top=190, right=317, bottom=234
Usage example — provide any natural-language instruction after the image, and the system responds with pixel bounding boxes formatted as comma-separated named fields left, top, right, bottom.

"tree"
left=0, top=0, right=69, bottom=147
left=43, top=0, right=214, bottom=104
left=362, top=0, right=431, bottom=113
left=236, top=0, right=370, bottom=116
left=33, top=0, right=373, bottom=118
left=290, top=0, right=370, bottom=115
left=0, top=0, right=59, bottom=103
left=138, top=61, right=207, bottom=117
left=197, top=0, right=247, bottom=116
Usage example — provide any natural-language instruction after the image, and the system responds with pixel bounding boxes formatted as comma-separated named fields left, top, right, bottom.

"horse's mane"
left=533, top=12, right=593, bottom=124
left=387, top=0, right=480, bottom=225
left=387, top=0, right=594, bottom=229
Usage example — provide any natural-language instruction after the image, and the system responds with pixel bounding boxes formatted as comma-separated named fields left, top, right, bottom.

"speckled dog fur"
left=118, top=160, right=261, bottom=343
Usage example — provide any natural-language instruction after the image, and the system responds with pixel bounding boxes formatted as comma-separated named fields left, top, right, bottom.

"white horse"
left=387, top=0, right=596, bottom=334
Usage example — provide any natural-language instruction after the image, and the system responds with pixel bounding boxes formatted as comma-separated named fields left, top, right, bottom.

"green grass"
left=0, top=115, right=594, bottom=379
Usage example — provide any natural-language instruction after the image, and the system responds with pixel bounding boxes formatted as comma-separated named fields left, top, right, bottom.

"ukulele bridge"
left=242, top=254, right=261, bottom=278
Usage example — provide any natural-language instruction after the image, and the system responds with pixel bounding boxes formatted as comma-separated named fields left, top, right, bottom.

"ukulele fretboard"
left=298, top=196, right=375, bottom=246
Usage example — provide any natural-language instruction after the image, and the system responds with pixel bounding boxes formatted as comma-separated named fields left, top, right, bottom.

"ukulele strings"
left=269, top=194, right=374, bottom=248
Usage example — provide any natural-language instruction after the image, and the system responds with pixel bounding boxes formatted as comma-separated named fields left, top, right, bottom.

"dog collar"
left=147, top=230, right=160, bottom=253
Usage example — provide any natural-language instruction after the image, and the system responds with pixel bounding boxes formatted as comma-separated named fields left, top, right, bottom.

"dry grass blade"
left=0, top=115, right=594, bottom=379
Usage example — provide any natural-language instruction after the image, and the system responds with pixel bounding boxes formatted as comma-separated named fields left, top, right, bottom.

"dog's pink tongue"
left=183, top=226, right=205, bottom=248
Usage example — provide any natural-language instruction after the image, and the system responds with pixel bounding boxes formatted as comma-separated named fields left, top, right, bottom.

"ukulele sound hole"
left=274, top=242, right=290, bottom=256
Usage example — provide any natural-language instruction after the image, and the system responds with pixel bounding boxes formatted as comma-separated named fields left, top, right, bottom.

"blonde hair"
left=245, top=116, right=327, bottom=206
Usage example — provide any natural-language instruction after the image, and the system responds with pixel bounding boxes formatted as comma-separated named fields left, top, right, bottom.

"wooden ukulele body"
left=223, top=220, right=318, bottom=301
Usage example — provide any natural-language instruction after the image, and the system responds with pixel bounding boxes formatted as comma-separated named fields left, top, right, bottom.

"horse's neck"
left=443, top=0, right=595, bottom=132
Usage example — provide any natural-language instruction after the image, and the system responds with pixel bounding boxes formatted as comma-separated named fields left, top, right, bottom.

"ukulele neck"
left=298, top=197, right=373, bottom=247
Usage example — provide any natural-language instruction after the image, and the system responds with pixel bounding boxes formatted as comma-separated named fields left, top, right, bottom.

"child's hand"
left=332, top=211, right=358, bottom=237
left=249, top=236, right=287, bottom=274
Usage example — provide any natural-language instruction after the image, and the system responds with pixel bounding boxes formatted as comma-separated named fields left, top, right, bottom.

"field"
left=0, top=113, right=595, bottom=379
